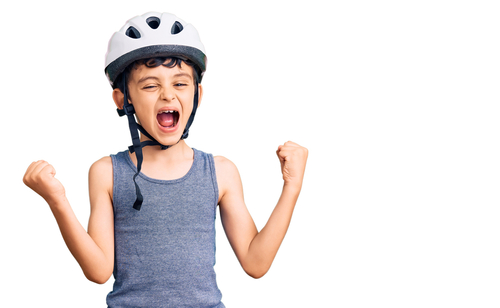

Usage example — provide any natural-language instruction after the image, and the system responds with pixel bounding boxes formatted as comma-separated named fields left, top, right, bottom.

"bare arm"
left=216, top=141, right=308, bottom=278
left=23, top=158, right=114, bottom=284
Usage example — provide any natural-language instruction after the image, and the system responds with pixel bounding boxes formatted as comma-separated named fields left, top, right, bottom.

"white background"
left=2, top=0, right=500, bottom=307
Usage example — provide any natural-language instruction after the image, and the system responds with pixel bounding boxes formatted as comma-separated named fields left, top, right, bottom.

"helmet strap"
left=119, top=78, right=145, bottom=210
left=181, top=80, right=199, bottom=140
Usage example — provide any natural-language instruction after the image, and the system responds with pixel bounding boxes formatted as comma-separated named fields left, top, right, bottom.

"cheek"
left=132, top=104, right=153, bottom=126
left=181, top=90, right=196, bottom=113
left=182, top=103, right=195, bottom=122
left=129, top=93, right=156, bottom=122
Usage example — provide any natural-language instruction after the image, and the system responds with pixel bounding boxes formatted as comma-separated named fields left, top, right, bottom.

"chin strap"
left=117, top=79, right=199, bottom=211
left=181, top=83, right=199, bottom=140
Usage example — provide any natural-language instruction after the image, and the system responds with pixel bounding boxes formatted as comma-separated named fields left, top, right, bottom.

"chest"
left=140, top=158, right=194, bottom=181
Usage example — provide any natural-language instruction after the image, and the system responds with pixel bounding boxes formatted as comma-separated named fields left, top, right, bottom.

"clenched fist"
left=23, top=160, right=66, bottom=205
left=276, top=141, right=308, bottom=189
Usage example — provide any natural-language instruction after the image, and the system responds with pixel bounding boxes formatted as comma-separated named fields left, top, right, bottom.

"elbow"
left=91, top=279, right=107, bottom=285
left=84, top=269, right=112, bottom=285
left=86, top=274, right=110, bottom=285
left=240, top=253, right=275, bottom=279
left=243, top=264, right=270, bottom=279
left=247, top=271, right=267, bottom=279
left=90, top=276, right=109, bottom=285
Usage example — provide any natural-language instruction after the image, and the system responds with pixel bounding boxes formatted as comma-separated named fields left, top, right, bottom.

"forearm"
left=49, top=197, right=112, bottom=284
left=245, top=184, right=301, bottom=278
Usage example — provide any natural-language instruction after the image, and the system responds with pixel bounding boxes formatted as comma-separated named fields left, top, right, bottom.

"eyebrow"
left=137, top=76, right=160, bottom=84
left=173, top=72, right=193, bottom=80
left=137, top=73, right=192, bottom=84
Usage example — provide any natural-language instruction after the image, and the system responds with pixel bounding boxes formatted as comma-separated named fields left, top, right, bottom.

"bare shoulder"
left=90, top=156, right=112, bottom=173
left=214, top=155, right=240, bottom=181
left=214, top=155, right=235, bottom=170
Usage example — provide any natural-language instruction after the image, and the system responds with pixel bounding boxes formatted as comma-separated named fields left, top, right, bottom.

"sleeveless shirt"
left=106, top=148, right=225, bottom=308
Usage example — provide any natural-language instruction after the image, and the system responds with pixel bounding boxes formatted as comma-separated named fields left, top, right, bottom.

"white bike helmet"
left=105, top=12, right=206, bottom=86
left=104, top=12, right=207, bottom=211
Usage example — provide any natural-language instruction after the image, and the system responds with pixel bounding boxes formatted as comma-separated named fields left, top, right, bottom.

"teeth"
left=158, top=110, right=176, bottom=114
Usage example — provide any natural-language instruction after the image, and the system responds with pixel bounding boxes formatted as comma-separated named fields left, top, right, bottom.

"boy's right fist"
left=23, top=160, right=66, bottom=205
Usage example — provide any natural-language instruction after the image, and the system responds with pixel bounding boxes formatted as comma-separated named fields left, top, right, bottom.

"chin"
left=155, top=127, right=186, bottom=146
left=161, top=135, right=184, bottom=146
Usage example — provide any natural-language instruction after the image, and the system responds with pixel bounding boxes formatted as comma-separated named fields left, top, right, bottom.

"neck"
left=141, top=138, right=192, bottom=160
left=128, top=139, right=194, bottom=181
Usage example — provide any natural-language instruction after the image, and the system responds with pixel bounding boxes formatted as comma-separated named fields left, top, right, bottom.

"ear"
left=197, top=84, right=203, bottom=109
left=113, top=88, right=125, bottom=110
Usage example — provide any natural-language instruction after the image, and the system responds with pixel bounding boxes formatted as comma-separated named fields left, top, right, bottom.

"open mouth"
left=157, top=110, right=179, bottom=128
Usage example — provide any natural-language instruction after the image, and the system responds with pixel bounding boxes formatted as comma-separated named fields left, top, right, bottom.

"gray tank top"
left=106, top=148, right=225, bottom=308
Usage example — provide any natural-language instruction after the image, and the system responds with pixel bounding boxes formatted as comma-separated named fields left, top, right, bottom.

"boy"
left=23, top=12, right=307, bottom=307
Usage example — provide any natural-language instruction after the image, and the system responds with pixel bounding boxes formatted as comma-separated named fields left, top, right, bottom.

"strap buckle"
left=117, top=104, right=135, bottom=117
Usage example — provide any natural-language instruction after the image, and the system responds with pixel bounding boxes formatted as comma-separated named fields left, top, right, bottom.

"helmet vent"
left=171, top=21, right=184, bottom=34
left=146, top=16, right=161, bottom=29
left=126, top=26, right=141, bottom=39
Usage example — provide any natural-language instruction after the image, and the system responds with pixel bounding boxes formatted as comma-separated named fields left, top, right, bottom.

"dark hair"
left=113, top=57, right=201, bottom=93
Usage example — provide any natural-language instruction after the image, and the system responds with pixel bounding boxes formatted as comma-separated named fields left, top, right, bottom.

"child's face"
left=122, top=61, right=202, bottom=145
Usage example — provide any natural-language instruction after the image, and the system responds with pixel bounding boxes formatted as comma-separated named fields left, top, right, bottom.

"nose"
left=160, top=86, right=176, bottom=102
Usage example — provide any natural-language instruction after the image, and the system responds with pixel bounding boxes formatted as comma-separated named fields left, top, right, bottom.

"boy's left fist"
left=276, top=141, right=308, bottom=189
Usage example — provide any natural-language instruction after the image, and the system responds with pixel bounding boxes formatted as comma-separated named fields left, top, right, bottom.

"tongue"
left=157, top=113, right=174, bottom=127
